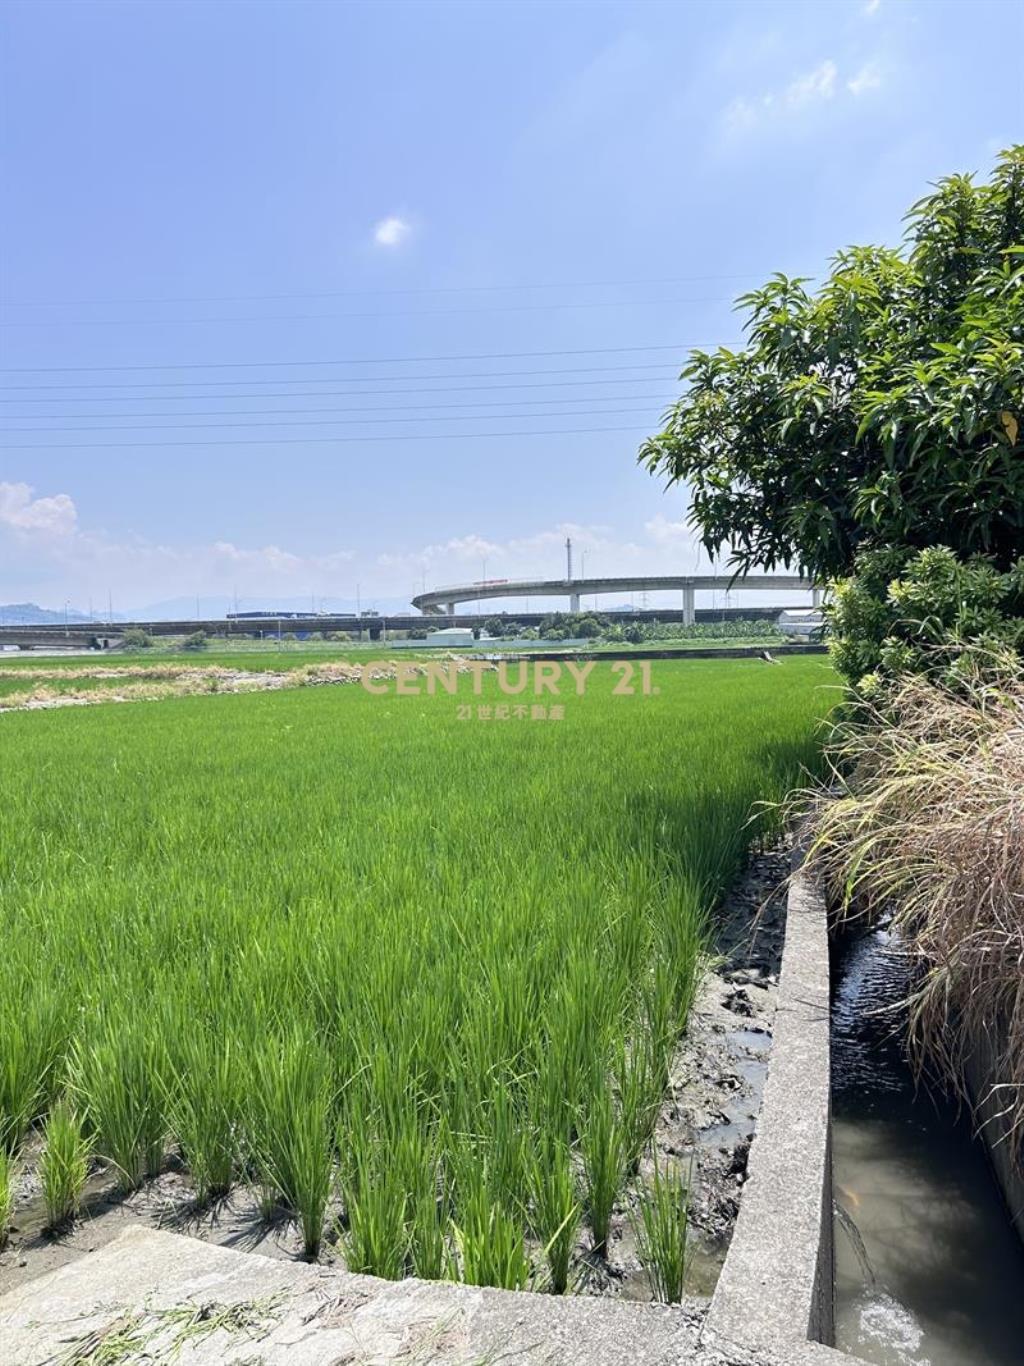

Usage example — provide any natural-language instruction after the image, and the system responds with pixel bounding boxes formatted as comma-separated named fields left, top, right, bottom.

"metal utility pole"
left=565, top=536, right=573, bottom=582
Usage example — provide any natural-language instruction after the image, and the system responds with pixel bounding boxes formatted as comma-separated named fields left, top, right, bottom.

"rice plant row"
left=0, top=658, right=831, bottom=1289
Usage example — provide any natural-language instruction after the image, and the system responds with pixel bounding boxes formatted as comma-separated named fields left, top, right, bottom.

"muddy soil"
left=0, top=842, right=790, bottom=1302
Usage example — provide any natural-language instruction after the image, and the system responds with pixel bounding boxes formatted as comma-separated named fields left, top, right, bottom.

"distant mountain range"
left=0, top=602, right=100, bottom=625
left=134, top=595, right=415, bottom=620
left=0, top=596, right=415, bottom=624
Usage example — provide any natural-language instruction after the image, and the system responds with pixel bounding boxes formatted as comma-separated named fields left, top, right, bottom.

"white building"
left=425, top=627, right=476, bottom=647
left=777, top=609, right=824, bottom=638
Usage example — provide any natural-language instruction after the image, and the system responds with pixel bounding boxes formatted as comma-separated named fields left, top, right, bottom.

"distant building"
left=777, top=609, right=824, bottom=637
left=426, top=627, right=476, bottom=647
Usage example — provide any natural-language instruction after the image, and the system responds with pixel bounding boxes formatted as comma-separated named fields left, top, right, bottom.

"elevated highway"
left=0, top=602, right=812, bottom=650
left=413, top=574, right=817, bottom=624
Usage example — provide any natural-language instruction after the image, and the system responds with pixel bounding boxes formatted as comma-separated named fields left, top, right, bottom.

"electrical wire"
left=0, top=421, right=658, bottom=449
left=0, top=342, right=706, bottom=375
left=0, top=391, right=679, bottom=423
left=0, top=271, right=767, bottom=309
left=0, top=402, right=671, bottom=435
left=0, top=295, right=734, bottom=329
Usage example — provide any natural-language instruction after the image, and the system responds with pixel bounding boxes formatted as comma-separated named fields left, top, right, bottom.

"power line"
left=0, top=342, right=702, bottom=375
left=0, top=421, right=655, bottom=449
left=0, top=392, right=680, bottom=424
left=0, top=294, right=733, bottom=329
left=0, top=362, right=687, bottom=396
left=0, top=376, right=676, bottom=406
left=0, top=403, right=669, bottom=435
left=0, top=272, right=766, bottom=309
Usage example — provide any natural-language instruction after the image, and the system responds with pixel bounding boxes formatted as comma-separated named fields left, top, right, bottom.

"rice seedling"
left=247, top=1033, right=333, bottom=1257
left=528, top=1137, right=580, bottom=1294
left=39, top=1098, right=90, bottom=1228
left=580, top=1084, right=624, bottom=1255
left=452, top=1173, right=531, bottom=1290
left=71, top=1015, right=166, bottom=1192
left=614, top=1039, right=662, bottom=1175
left=0, top=657, right=831, bottom=1289
left=164, top=1027, right=241, bottom=1205
left=0, top=1148, right=13, bottom=1249
left=631, top=1159, right=691, bottom=1304
left=339, top=1148, right=411, bottom=1280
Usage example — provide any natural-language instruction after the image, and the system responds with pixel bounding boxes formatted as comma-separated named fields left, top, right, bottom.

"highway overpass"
left=0, top=602, right=813, bottom=650
left=412, top=575, right=818, bottom=624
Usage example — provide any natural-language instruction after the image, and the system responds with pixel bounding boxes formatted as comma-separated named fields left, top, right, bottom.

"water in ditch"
left=832, top=923, right=1024, bottom=1366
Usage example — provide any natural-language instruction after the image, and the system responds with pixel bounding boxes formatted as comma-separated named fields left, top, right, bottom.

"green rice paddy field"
left=0, top=656, right=834, bottom=1287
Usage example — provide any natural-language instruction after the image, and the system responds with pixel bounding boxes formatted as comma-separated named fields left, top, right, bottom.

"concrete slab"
left=0, top=1225, right=707, bottom=1366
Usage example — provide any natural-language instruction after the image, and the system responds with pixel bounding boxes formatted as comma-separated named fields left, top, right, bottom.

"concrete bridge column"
left=683, top=584, right=695, bottom=626
left=569, top=592, right=580, bottom=612
left=446, top=601, right=456, bottom=616
left=812, top=587, right=822, bottom=608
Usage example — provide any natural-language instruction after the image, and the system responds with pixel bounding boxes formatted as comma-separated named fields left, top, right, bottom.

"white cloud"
left=0, top=480, right=357, bottom=609
left=721, top=55, right=889, bottom=139
left=0, top=489, right=765, bottom=614
left=783, top=60, right=838, bottom=109
left=0, top=481, right=77, bottom=535
left=723, top=58, right=838, bottom=134
left=373, top=216, right=412, bottom=248
left=864, top=0, right=882, bottom=16
left=847, top=62, right=882, bottom=96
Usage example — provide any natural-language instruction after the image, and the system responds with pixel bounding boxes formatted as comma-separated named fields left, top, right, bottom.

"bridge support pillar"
left=569, top=592, right=580, bottom=613
left=683, top=584, right=695, bottom=626
left=446, top=601, right=456, bottom=617
left=812, top=586, right=822, bottom=608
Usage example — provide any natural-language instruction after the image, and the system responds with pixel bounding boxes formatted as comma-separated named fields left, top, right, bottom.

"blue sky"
left=1, top=0, right=1020, bottom=614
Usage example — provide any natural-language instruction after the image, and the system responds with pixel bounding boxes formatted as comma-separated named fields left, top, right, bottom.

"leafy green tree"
left=830, top=545, right=1024, bottom=689
left=182, top=630, right=208, bottom=650
left=122, top=628, right=153, bottom=650
left=641, top=149, right=1023, bottom=583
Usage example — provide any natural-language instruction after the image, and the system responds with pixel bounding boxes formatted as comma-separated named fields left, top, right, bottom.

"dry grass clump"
left=803, top=663, right=1024, bottom=1153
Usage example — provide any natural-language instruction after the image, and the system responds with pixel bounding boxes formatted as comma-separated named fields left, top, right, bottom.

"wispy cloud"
left=847, top=62, right=882, bottom=96
left=784, top=59, right=838, bottom=109
left=863, top=0, right=882, bottom=16
left=373, top=215, right=412, bottom=248
left=723, top=55, right=882, bottom=137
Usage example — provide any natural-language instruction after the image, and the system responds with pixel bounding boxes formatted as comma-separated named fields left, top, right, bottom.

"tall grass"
left=0, top=658, right=830, bottom=1285
left=801, top=664, right=1024, bottom=1154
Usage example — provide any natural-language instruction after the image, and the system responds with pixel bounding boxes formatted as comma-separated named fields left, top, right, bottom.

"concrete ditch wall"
left=966, top=1025, right=1024, bottom=1243
left=703, top=853, right=858, bottom=1366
